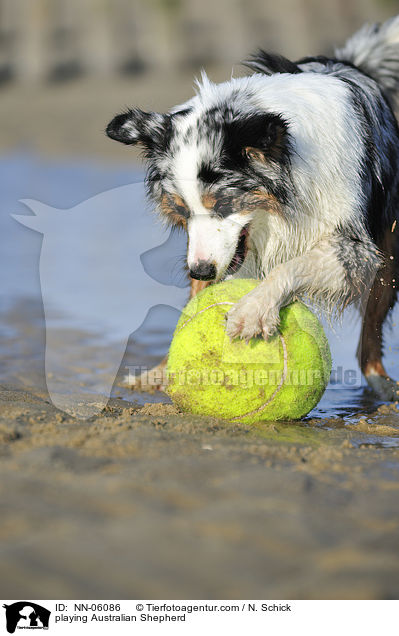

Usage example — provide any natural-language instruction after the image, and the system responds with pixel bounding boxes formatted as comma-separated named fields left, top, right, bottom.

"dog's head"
left=106, top=74, right=294, bottom=281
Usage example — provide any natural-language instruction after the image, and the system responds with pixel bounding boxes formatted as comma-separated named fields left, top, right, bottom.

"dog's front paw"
left=225, top=296, right=280, bottom=342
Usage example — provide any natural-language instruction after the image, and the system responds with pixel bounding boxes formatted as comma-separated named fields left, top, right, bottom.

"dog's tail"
left=335, top=16, right=399, bottom=104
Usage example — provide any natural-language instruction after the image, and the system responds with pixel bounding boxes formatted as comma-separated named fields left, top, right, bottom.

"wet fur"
left=107, top=16, right=399, bottom=400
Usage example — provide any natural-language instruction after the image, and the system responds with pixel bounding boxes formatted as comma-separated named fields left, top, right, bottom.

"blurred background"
left=0, top=0, right=398, bottom=161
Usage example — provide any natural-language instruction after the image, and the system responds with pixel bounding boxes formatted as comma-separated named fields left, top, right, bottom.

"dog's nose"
left=189, top=260, right=217, bottom=281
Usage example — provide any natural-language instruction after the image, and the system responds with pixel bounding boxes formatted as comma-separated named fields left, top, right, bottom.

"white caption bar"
left=1, top=599, right=398, bottom=635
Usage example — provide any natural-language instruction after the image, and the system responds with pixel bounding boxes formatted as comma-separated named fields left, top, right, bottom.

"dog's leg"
left=226, top=235, right=380, bottom=341
left=125, top=278, right=211, bottom=391
left=358, top=228, right=399, bottom=400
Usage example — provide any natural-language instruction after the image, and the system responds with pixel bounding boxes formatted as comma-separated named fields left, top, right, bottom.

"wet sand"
left=1, top=378, right=399, bottom=599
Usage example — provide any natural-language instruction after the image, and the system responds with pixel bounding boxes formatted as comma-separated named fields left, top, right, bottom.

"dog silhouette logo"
left=3, top=602, right=50, bottom=633
left=13, top=182, right=188, bottom=418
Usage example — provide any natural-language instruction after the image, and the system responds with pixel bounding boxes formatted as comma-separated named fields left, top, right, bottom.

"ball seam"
left=176, top=301, right=235, bottom=333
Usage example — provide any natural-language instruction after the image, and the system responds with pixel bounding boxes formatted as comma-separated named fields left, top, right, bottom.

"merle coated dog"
left=107, top=17, right=399, bottom=400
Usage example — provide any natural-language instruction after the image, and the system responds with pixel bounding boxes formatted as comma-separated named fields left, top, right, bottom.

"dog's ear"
left=106, top=108, right=170, bottom=150
left=225, top=113, right=289, bottom=165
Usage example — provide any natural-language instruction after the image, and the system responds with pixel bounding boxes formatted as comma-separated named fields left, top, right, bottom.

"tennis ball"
left=166, top=279, right=331, bottom=422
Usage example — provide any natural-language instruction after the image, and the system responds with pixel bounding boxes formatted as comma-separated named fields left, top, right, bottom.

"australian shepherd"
left=107, top=16, right=399, bottom=400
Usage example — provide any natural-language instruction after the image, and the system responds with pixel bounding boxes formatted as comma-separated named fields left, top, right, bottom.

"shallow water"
left=1, top=153, right=399, bottom=428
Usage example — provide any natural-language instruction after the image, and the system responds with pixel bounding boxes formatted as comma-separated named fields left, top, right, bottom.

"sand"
left=1, top=380, right=399, bottom=599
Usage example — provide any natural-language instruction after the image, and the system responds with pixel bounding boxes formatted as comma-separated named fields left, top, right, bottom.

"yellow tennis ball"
left=166, top=279, right=331, bottom=422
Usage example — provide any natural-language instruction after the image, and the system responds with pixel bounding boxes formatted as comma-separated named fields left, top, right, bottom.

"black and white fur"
left=107, top=16, right=399, bottom=400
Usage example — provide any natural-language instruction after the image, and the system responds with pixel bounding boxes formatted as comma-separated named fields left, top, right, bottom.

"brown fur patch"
left=201, top=193, right=217, bottom=210
left=160, top=193, right=188, bottom=228
left=244, top=147, right=267, bottom=163
left=364, top=361, right=387, bottom=377
left=240, top=190, right=283, bottom=216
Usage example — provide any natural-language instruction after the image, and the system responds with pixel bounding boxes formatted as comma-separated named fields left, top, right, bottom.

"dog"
left=107, top=16, right=399, bottom=401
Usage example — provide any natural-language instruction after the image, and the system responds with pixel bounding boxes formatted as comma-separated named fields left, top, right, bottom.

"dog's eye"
left=198, top=164, right=222, bottom=184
